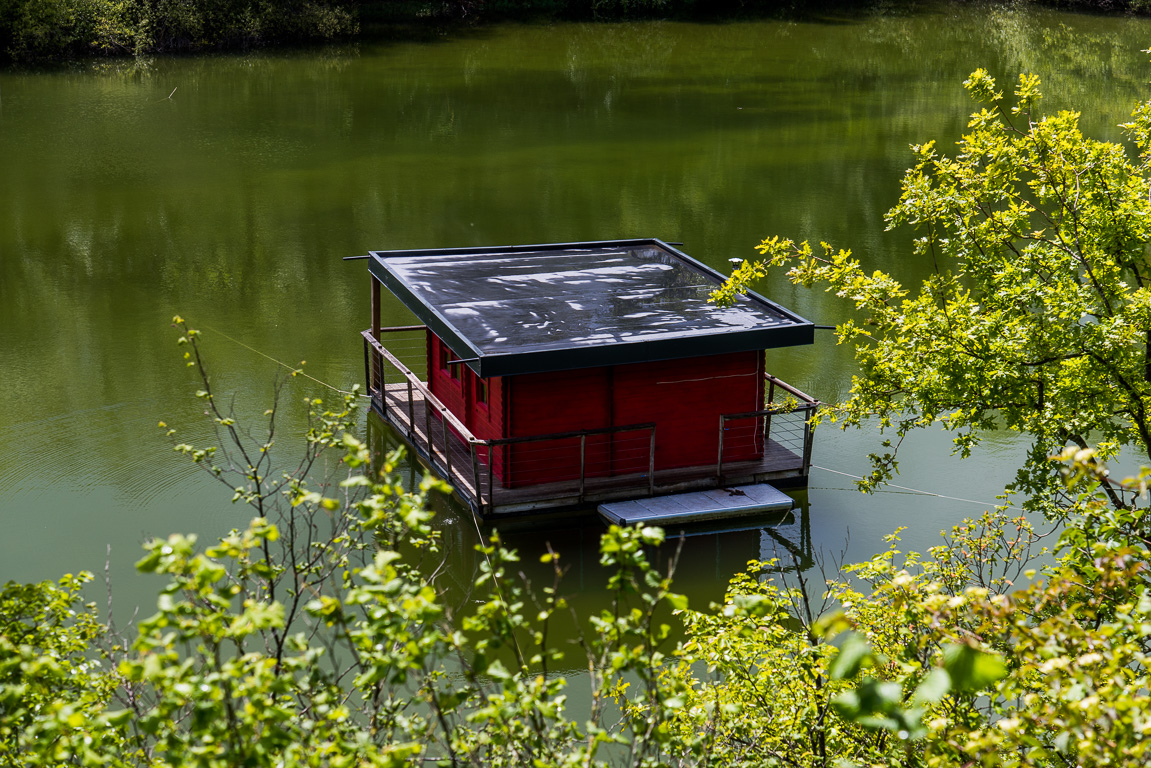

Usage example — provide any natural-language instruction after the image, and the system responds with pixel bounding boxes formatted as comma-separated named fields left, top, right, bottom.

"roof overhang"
left=368, top=239, right=814, bottom=378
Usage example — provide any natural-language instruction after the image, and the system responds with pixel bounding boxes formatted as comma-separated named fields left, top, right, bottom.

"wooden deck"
left=373, top=381, right=808, bottom=517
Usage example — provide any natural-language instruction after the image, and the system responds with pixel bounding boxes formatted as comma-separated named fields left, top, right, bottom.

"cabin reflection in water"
left=360, top=239, right=818, bottom=520
left=368, top=413, right=815, bottom=611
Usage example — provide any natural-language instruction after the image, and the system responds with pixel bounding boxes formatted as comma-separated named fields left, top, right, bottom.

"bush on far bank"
left=6, top=0, right=1151, bottom=63
left=0, top=0, right=360, bottom=60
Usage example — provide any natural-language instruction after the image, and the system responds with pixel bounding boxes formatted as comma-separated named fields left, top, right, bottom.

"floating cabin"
left=360, top=239, right=819, bottom=521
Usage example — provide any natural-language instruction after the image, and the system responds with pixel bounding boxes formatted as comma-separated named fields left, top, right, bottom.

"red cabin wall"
left=611, top=351, right=764, bottom=470
left=508, top=367, right=612, bottom=487
left=468, top=373, right=508, bottom=484
left=426, top=330, right=765, bottom=489
left=427, top=333, right=467, bottom=420
left=508, top=350, right=764, bottom=484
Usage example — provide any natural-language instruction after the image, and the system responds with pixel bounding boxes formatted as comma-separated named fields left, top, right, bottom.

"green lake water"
left=3, top=2, right=1151, bottom=617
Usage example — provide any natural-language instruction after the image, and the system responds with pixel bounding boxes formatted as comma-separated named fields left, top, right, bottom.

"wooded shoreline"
left=1, top=0, right=1148, bottom=64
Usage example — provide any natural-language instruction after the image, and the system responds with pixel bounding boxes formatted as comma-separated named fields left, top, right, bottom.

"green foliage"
left=0, top=0, right=357, bottom=59
left=87, top=498, right=695, bottom=766
left=700, top=68, right=1151, bottom=766
left=718, top=70, right=1151, bottom=523
left=0, top=574, right=132, bottom=765
left=16, top=184, right=1151, bottom=767
left=659, top=485, right=1151, bottom=767
left=0, top=0, right=95, bottom=58
left=0, top=321, right=708, bottom=766
left=711, top=87, right=1151, bottom=760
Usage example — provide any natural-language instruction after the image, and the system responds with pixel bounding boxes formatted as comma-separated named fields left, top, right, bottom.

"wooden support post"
left=406, top=380, right=415, bottom=439
left=801, top=408, right=815, bottom=474
left=370, top=277, right=381, bottom=341
left=648, top=427, right=656, bottom=496
left=444, top=412, right=453, bottom=480
left=471, top=441, right=482, bottom=513
left=765, top=379, right=776, bottom=444
left=362, top=336, right=371, bottom=403
left=579, top=434, right=586, bottom=502
left=716, top=415, right=726, bottom=484
left=424, top=398, right=433, bottom=461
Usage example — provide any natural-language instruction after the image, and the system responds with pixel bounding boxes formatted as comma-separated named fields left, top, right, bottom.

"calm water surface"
left=3, top=2, right=1150, bottom=617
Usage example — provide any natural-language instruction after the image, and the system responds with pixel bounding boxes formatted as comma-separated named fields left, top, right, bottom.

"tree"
left=0, top=320, right=706, bottom=768
left=715, top=68, right=1151, bottom=530
left=700, top=68, right=1151, bottom=765
left=665, top=500, right=1151, bottom=768
left=7, top=308, right=1151, bottom=766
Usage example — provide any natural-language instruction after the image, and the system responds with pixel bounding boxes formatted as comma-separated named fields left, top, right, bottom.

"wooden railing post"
left=370, top=277, right=381, bottom=341
left=802, top=407, right=815, bottom=474
left=444, top=411, right=453, bottom=479
left=648, top=427, right=656, bottom=496
left=363, top=336, right=371, bottom=400
left=471, top=441, right=483, bottom=514
left=716, top=415, right=726, bottom=484
left=765, top=379, right=776, bottom=444
left=579, top=434, right=587, bottom=502
left=405, top=381, right=415, bottom=438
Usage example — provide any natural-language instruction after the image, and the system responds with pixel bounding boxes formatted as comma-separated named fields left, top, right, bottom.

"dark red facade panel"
left=427, top=331, right=766, bottom=489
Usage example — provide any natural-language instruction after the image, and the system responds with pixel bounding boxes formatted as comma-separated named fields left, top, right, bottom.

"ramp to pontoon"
left=598, top=483, right=793, bottom=526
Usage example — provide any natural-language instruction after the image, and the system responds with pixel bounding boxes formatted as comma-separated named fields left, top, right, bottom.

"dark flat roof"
left=368, top=239, right=813, bottom=377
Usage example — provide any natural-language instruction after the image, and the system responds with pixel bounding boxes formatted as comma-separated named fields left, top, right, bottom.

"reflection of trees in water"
left=6, top=5, right=1151, bottom=497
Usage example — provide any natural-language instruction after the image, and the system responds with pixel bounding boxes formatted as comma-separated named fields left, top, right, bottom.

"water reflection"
left=2, top=2, right=1149, bottom=609
left=369, top=411, right=813, bottom=616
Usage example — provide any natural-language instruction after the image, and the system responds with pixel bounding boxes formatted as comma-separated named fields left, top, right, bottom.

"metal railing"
left=364, top=328, right=820, bottom=515
left=716, top=373, right=819, bottom=484
left=364, top=329, right=657, bottom=515
left=480, top=422, right=657, bottom=509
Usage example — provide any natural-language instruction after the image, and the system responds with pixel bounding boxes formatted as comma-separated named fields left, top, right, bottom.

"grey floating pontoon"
left=598, top=483, right=793, bottom=526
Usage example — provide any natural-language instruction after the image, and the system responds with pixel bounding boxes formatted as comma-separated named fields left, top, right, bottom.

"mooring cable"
left=811, top=464, right=1000, bottom=507
left=199, top=323, right=368, bottom=398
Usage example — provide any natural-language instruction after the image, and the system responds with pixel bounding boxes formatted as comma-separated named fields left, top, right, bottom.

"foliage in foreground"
left=708, top=67, right=1151, bottom=763
left=4, top=407, right=1151, bottom=766
left=718, top=67, right=1151, bottom=527
left=0, top=333, right=1144, bottom=767
left=13, top=71, right=1151, bottom=764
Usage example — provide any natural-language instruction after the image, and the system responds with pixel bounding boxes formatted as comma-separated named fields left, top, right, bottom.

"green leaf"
left=941, top=643, right=1007, bottom=692
left=829, top=632, right=873, bottom=680
left=812, top=609, right=852, bottom=640
left=912, top=668, right=951, bottom=705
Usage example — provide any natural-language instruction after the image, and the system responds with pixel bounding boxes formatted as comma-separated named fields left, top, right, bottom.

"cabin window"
left=476, top=378, right=488, bottom=405
left=439, top=345, right=462, bottom=382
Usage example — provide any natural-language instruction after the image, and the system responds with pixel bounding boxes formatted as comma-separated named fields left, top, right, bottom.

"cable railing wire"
left=365, top=328, right=819, bottom=514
